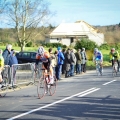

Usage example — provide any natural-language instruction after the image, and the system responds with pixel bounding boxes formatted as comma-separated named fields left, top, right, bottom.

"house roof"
left=50, top=20, right=102, bottom=37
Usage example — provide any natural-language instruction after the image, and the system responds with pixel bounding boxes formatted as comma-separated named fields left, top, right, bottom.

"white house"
left=46, top=20, right=104, bottom=46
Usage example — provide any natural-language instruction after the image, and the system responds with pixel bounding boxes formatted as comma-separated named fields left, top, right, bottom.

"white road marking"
left=103, top=80, right=116, bottom=85
left=7, top=87, right=98, bottom=120
left=78, top=88, right=100, bottom=97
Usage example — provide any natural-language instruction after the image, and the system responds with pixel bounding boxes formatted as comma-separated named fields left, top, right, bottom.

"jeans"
left=56, top=65, right=62, bottom=80
left=76, top=64, right=81, bottom=74
left=70, top=64, right=75, bottom=76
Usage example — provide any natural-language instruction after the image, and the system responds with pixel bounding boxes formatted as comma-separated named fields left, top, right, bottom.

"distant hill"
left=94, top=24, right=120, bottom=44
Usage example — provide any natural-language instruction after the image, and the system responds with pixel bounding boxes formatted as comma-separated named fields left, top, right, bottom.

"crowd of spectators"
left=49, top=47, right=87, bottom=80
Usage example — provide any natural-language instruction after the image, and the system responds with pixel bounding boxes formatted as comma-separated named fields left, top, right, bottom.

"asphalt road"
left=0, top=67, right=120, bottom=120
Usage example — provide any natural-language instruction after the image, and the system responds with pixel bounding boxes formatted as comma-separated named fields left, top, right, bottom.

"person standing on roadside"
left=64, top=48, right=71, bottom=78
left=56, top=47, right=65, bottom=80
left=75, top=49, right=82, bottom=74
left=81, top=48, right=87, bottom=73
left=70, top=49, right=76, bottom=76
left=2, top=44, right=12, bottom=84
left=9, top=49, right=18, bottom=85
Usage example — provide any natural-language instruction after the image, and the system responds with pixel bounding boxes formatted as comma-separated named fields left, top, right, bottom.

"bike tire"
left=112, top=65, right=117, bottom=77
left=49, top=76, right=57, bottom=96
left=37, top=77, right=45, bottom=99
left=0, top=77, right=8, bottom=97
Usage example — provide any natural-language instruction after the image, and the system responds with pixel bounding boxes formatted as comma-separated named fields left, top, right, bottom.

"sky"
left=48, top=0, right=120, bottom=26
left=0, top=0, right=120, bottom=28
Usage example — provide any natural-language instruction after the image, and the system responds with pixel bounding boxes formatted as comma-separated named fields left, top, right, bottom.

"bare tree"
left=6, top=0, right=52, bottom=51
left=0, top=0, right=7, bottom=14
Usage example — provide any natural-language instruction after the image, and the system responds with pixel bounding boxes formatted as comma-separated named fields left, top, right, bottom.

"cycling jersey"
left=93, top=51, right=103, bottom=61
left=109, top=51, right=119, bottom=60
left=36, top=51, right=51, bottom=70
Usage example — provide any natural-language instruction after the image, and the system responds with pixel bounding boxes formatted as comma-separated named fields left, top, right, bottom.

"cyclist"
left=109, top=48, right=119, bottom=70
left=36, top=46, right=54, bottom=84
left=0, top=49, right=4, bottom=88
left=93, top=48, right=103, bottom=72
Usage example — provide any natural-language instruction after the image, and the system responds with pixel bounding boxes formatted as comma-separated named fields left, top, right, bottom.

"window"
left=22, top=52, right=30, bottom=58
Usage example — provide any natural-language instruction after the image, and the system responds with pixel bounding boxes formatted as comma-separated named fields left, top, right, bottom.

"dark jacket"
left=64, top=51, right=71, bottom=71
left=70, top=52, right=76, bottom=65
left=75, top=51, right=82, bottom=64
left=2, top=49, right=11, bottom=65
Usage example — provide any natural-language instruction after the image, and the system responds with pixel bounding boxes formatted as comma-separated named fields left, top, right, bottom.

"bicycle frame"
left=96, top=60, right=102, bottom=76
left=112, top=60, right=118, bottom=76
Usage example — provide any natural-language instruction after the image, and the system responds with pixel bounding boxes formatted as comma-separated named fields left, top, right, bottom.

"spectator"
left=70, top=49, right=76, bottom=76
left=0, top=49, right=4, bottom=87
left=54, top=50, right=58, bottom=77
left=2, top=44, right=12, bottom=84
left=81, top=48, right=87, bottom=73
left=62, top=48, right=66, bottom=74
left=56, top=47, right=65, bottom=80
left=9, top=49, right=18, bottom=85
left=64, top=48, right=71, bottom=78
left=75, top=49, right=82, bottom=74
left=48, top=48, right=57, bottom=75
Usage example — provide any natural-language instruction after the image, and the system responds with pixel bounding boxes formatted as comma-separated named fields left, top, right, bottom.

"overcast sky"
left=48, top=0, right=120, bottom=26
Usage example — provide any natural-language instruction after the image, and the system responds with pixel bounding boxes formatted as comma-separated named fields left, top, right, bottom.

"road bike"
left=112, top=59, right=118, bottom=77
left=37, top=69, right=57, bottom=99
left=96, top=60, right=103, bottom=76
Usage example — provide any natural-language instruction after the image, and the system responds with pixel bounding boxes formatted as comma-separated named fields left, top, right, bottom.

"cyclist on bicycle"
left=93, top=48, right=103, bottom=62
left=36, top=46, right=54, bottom=84
left=0, top=49, right=4, bottom=88
left=109, top=48, right=119, bottom=70
left=93, top=48, right=103, bottom=72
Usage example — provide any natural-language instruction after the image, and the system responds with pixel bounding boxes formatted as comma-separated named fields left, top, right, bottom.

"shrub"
left=74, top=38, right=98, bottom=50
left=99, top=43, right=110, bottom=50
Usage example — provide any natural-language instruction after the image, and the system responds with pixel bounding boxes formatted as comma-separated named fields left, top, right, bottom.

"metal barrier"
left=11, top=62, right=43, bottom=86
left=2, top=65, right=10, bottom=84
left=11, top=63, right=36, bottom=86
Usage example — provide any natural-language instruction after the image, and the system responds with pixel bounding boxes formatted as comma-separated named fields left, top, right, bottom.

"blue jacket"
left=57, top=51, right=65, bottom=65
left=2, top=49, right=10, bottom=65
left=9, top=52, right=18, bottom=67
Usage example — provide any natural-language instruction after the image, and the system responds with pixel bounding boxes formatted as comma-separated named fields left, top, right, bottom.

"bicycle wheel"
left=112, top=66, right=117, bottom=77
left=34, top=70, right=39, bottom=86
left=0, top=77, right=8, bottom=97
left=96, top=65, right=99, bottom=76
left=37, top=77, right=45, bottom=99
left=49, top=76, right=57, bottom=96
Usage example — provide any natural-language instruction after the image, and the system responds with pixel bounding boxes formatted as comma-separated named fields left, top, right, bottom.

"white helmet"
left=38, top=46, right=44, bottom=55
left=94, top=48, right=98, bottom=52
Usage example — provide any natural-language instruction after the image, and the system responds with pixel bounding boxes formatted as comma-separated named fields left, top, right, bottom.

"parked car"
left=16, top=51, right=37, bottom=64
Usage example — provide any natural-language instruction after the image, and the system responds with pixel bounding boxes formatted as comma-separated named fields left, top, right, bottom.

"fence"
left=11, top=63, right=43, bottom=86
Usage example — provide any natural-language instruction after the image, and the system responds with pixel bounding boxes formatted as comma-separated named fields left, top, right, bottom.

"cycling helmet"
left=111, top=48, right=115, bottom=53
left=37, top=46, right=44, bottom=56
left=94, top=48, right=98, bottom=52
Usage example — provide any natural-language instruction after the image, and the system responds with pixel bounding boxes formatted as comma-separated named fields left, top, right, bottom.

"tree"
left=5, top=0, right=53, bottom=51
left=0, top=0, right=7, bottom=14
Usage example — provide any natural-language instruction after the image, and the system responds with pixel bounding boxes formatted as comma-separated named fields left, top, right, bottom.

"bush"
left=99, top=43, right=110, bottom=50
left=74, top=38, right=98, bottom=50
left=43, top=43, right=67, bottom=48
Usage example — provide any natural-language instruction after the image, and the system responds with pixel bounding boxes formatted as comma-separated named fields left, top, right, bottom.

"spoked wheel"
left=112, top=66, right=117, bottom=77
left=37, top=77, right=45, bottom=99
left=0, top=77, right=8, bottom=97
left=49, top=76, right=57, bottom=96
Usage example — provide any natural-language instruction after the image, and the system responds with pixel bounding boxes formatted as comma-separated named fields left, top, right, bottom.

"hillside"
left=0, top=24, right=120, bottom=46
left=95, top=24, right=120, bottom=44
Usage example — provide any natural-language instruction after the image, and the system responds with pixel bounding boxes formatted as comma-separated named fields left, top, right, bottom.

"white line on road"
left=7, top=87, right=99, bottom=120
left=78, top=88, right=100, bottom=97
left=102, top=80, right=116, bottom=85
